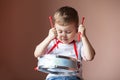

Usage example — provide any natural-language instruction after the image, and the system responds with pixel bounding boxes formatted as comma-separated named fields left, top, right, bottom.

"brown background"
left=0, top=0, right=120, bottom=80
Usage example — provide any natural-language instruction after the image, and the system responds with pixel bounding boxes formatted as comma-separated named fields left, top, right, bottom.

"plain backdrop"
left=0, top=0, right=120, bottom=80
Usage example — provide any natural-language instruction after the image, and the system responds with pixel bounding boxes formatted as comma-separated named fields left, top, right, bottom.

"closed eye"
left=58, top=30, right=62, bottom=33
left=66, top=31, right=72, bottom=34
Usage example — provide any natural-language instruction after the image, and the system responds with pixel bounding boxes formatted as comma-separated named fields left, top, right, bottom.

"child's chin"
left=62, top=41, right=70, bottom=44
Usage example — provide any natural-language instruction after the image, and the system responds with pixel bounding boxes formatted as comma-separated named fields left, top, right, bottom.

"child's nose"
left=61, top=32, right=66, bottom=37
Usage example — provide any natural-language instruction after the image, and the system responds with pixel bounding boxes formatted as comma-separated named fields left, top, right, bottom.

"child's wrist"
left=81, top=33, right=86, bottom=39
left=46, top=36, right=54, bottom=41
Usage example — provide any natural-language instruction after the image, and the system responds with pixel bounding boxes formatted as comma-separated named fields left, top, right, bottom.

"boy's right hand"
left=48, top=28, right=57, bottom=40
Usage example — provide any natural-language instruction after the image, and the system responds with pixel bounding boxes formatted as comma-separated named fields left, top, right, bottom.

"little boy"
left=34, top=6, right=95, bottom=80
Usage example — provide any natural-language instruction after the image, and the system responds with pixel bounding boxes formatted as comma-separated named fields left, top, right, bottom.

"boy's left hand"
left=78, top=24, right=86, bottom=37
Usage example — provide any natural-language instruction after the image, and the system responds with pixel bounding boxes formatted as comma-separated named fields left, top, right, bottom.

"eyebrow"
left=57, top=29, right=72, bottom=32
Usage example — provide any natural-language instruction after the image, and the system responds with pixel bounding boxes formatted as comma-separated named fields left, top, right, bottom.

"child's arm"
left=34, top=28, right=57, bottom=58
left=78, top=24, right=95, bottom=61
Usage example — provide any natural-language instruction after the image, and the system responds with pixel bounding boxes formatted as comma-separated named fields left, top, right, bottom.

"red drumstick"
left=81, top=17, right=85, bottom=25
left=78, top=17, right=85, bottom=41
left=49, top=16, right=58, bottom=48
left=49, top=16, right=54, bottom=28
left=34, top=67, right=38, bottom=71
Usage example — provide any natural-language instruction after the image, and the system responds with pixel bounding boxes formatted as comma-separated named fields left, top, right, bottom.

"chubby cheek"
left=57, top=34, right=62, bottom=40
left=68, top=35, right=75, bottom=40
left=69, top=33, right=77, bottom=41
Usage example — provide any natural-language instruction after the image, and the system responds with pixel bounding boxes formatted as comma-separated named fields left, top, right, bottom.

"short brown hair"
left=54, top=6, right=79, bottom=28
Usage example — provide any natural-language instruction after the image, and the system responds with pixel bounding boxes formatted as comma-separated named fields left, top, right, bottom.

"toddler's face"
left=55, top=23, right=77, bottom=44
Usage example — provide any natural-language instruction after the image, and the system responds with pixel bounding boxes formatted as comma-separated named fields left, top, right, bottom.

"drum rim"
left=38, top=66, right=79, bottom=74
left=40, top=54, right=79, bottom=62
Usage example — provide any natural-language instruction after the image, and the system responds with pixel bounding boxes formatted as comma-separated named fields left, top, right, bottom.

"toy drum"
left=37, top=54, right=80, bottom=74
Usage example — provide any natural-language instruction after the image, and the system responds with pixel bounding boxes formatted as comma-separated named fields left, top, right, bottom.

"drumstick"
left=78, top=17, right=85, bottom=41
left=49, top=16, right=54, bottom=28
left=49, top=16, right=58, bottom=48
left=34, top=67, right=38, bottom=71
left=81, top=17, right=85, bottom=25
